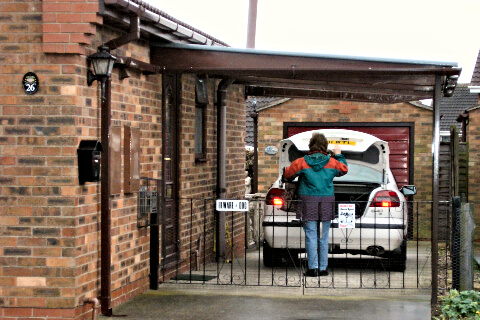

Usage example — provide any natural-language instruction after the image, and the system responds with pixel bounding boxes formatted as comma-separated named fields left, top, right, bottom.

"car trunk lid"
left=279, top=129, right=389, bottom=182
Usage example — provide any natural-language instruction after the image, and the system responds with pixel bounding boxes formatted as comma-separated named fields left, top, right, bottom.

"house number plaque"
left=22, top=72, right=39, bottom=95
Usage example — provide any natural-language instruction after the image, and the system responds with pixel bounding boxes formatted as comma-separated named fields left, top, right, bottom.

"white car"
left=262, top=129, right=416, bottom=271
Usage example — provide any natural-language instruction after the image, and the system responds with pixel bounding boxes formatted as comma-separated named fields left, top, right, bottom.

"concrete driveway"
left=101, top=285, right=431, bottom=320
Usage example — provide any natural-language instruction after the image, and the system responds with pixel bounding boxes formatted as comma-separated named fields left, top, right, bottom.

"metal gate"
left=153, top=196, right=452, bottom=292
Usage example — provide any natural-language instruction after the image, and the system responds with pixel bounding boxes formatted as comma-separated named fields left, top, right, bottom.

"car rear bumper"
left=263, top=217, right=406, bottom=252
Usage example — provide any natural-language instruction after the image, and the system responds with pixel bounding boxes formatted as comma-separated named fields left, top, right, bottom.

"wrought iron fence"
left=155, top=197, right=456, bottom=292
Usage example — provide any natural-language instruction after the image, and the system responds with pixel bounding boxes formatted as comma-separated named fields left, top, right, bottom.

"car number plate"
left=328, top=139, right=356, bottom=146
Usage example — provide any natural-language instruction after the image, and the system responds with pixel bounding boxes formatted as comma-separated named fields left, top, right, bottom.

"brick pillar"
left=42, top=0, right=101, bottom=54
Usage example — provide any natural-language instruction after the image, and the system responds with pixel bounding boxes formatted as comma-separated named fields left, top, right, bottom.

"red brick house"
left=1, top=1, right=246, bottom=319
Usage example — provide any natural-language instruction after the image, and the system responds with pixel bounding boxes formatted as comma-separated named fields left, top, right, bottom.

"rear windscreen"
left=288, top=144, right=307, bottom=163
left=334, top=163, right=383, bottom=183
left=343, top=145, right=380, bottom=165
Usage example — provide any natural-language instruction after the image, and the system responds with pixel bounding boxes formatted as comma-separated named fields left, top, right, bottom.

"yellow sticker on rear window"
left=328, top=139, right=356, bottom=146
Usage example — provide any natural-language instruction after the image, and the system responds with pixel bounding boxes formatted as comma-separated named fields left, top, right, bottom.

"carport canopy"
left=149, top=43, right=459, bottom=304
left=150, top=43, right=461, bottom=103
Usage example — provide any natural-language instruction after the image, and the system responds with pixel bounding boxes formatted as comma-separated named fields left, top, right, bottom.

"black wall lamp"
left=443, top=75, right=459, bottom=97
left=87, top=45, right=117, bottom=100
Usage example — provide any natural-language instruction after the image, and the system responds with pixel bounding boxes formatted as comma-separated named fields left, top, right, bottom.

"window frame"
left=194, top=77, right=208, bottom=162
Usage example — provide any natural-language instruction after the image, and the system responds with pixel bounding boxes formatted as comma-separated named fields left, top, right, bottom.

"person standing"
left=283, top=132, right=348, bottom=277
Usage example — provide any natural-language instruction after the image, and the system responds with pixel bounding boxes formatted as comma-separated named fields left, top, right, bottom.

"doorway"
left=161, top=74, right=180, bottom=267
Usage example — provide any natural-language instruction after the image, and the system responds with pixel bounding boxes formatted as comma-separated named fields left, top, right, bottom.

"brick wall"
left=1, top=0, right=89, bottom=316
left=467, top=108, right=480, bottom=240
left=42, top=0, right=100, bottom=54
left=0, top=1, right=247, bottom=317
left=0, top=0, right=161, bottom=315
left=256, top=99, right=434, bottom=203
left=177, top=75, right=246, bottom=266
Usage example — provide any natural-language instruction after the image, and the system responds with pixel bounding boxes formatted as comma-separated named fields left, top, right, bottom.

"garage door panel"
left=390, top=156, right=409, bottom=168
left=359, top=127, right=410, bottom=137
left=392, top=169, right=409, bottom=175
left=373, top=133, right=409, bottom=140
left=389, top=143, right=409, bottom=154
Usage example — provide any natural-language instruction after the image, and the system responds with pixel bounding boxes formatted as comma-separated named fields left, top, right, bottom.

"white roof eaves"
left=408, top=101, right=433, bottom=111
left=103, top=0, right=229, bottom=47
left=466, top=104, right=480, bottom=112
left=256, top=98, right=291, bottom=112
left=468, top=86, right=480, bottom=94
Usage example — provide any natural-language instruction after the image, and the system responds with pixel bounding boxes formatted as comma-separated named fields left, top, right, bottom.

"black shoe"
left=318, top=270, right=329, bottom=276
left=304, top=268, right=319, bottom=277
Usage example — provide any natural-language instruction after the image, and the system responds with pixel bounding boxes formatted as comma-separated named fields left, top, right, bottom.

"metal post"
left=431, top=74, right=442, bottom=307
left=451, top=196, right=461, bottom=290
left=216, top=79, right=233, bottom=260
left=251, top=111, right=258, bottom=193
left=149, top=179, right=161, bottom=290
left=246, top=0, right=258, bottom=49
left=100, top=78, right=112, bottom=316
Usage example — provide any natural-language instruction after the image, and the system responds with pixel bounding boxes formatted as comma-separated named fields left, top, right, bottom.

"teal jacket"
left=283, top=152, right=348, bottom=197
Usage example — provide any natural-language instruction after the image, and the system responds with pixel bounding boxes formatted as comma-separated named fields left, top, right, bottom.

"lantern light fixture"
left=87, top=45, right=117, bottom=88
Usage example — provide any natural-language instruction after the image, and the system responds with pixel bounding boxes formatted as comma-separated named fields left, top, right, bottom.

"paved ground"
left=99, top=284, right=431, bottom=320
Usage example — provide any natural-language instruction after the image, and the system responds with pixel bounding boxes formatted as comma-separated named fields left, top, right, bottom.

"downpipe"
left=96, top=7, right=188, bottom=306
left=98, top=13, right=140, bottom=316
left=105, top=14, right=140, bottom=51
left=215, top=78, right=234, bottom=261
left=83, top=297, right=100, bottom=320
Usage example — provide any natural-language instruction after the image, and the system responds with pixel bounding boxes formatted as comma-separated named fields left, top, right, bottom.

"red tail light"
left=273, top=198, right=284, bottom=206
left=370, top=190, right=400, bottom=208
left=266, top=188, right=285, bottom=206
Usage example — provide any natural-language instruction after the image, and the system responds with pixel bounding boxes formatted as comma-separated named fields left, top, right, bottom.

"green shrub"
left=435, top=289, right=480, bottom=319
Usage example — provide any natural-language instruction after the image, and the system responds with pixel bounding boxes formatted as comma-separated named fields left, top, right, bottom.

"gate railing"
left=155, top=197, right=454, bottom=291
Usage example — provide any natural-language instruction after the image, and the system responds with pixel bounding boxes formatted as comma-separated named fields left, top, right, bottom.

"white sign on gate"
left=216, top=200, right=249, bottom=212
left=338, top=203, right=355, bottom=228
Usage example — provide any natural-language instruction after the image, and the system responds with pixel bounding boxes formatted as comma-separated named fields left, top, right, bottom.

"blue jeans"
left=303, top=220, right=331, bottom=271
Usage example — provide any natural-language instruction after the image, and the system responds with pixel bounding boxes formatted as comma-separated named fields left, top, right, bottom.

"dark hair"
left=308, top=132, right=328, bottom=153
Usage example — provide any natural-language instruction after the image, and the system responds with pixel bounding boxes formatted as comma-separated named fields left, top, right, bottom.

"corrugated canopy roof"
left=151, top=44, right=461, bottom=103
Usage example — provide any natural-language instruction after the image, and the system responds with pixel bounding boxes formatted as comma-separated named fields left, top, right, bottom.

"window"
left=195, top=78, right=208, bottom=161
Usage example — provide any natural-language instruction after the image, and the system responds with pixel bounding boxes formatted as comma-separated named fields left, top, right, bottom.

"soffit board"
left=151, top=44, right=461, bottom=103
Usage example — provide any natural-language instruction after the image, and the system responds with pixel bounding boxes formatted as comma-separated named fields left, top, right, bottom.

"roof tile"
left=471, top=49, right=480, bottom=86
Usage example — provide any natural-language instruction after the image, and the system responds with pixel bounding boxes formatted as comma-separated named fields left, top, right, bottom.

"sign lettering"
left=216, top=200, right=249, bottom=212
left=338, top=203, right=355, bottom=228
